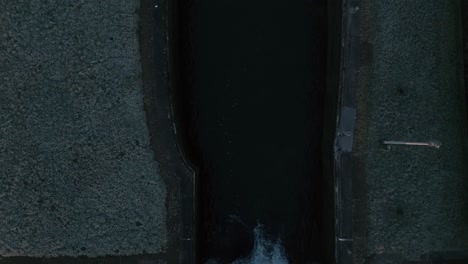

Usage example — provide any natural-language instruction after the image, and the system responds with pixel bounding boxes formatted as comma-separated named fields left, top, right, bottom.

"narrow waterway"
left=170, top=0, right=329, bottom=262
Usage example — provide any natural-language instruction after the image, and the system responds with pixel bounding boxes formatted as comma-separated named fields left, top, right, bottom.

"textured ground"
left=354, top=0, right=468, bottom=262
left=0, top=0, right=167, bottom=257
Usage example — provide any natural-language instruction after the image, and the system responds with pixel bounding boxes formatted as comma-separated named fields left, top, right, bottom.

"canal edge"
left=334, top=0, right=360, bottom=263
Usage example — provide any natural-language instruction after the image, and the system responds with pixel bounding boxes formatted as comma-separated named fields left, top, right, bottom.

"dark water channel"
left=170, top=0, right=329, bottom=263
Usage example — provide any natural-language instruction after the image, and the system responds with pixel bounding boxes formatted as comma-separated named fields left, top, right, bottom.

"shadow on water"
left=169, top=0, right=330, bottom=263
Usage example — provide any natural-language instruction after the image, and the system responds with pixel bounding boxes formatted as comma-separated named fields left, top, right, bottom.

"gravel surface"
left=354, top=0, right=468, bottom=262
left=0, top=0, right=167, bottom=257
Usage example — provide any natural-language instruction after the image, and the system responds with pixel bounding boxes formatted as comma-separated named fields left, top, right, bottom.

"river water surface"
left=171, top=0, right=328, bottom=263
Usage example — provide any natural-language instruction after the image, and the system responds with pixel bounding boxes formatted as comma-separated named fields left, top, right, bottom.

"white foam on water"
left=207, top=224, right=289, bottom=264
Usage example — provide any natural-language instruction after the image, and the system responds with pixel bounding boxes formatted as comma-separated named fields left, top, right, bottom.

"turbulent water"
left=206, top=224, right=289, bottom=264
